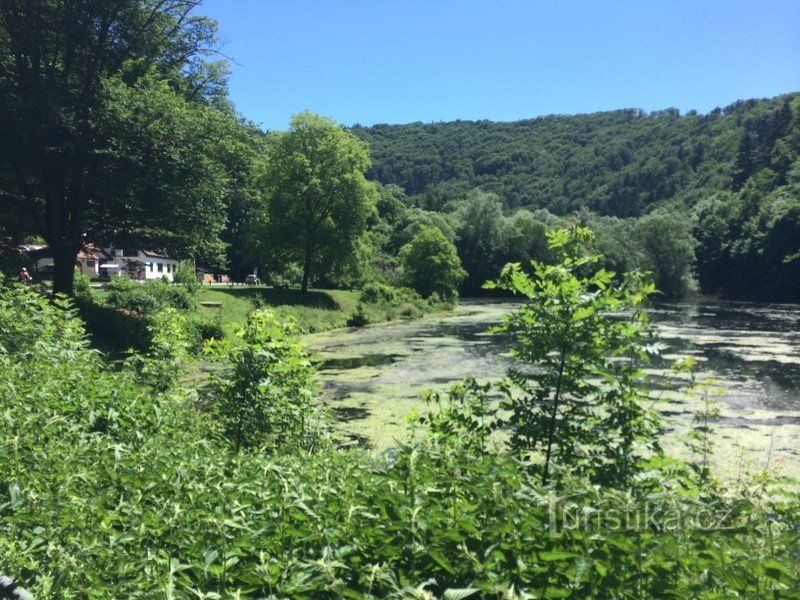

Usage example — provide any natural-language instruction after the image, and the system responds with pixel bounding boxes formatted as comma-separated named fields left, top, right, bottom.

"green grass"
left=196, top=286, right=360, bottom=335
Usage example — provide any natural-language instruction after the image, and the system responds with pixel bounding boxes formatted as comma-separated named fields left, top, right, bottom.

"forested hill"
left=351, top=93, right=800, bottom=217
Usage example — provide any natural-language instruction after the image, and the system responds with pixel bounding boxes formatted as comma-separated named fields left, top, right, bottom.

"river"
left=306, top=299, right=800, bottom=478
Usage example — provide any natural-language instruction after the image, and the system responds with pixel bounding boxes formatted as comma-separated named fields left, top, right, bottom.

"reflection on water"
left=320, top=353, right=401, bottom=371
left=649, top=300, right=800, bottom=410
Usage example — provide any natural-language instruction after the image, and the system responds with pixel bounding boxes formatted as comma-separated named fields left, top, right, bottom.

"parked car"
left=245, top=274, right=260, bottom=285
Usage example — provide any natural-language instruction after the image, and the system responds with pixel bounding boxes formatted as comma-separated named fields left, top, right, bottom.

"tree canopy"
left=252, top=112, right=378, bottom=291
left=399, top=226, right=466, bottom=300
left=0, top=0, right=245, bottom=294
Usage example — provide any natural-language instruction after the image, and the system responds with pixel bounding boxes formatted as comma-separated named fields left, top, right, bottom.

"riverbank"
left=191, top=284, right=458, bottom=333
left=309, top=299, right=800, bottom=480
left=79, top=282, right=452, bottom=355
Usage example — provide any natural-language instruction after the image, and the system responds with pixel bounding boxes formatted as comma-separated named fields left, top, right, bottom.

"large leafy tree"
left=635, top=211, right=696, bottom=300
left=399, top=225, right=466, bottom=300
left=0, top=0, right=235, bottom=295
left=254, top=112, right=377, bottom=291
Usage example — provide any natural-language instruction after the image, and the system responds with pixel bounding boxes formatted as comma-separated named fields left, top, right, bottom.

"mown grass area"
left=195, top=285, right=360, bottom=335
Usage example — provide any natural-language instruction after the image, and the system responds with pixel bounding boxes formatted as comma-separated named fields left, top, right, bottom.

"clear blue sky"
left=200, top=0, right=800, bottom=131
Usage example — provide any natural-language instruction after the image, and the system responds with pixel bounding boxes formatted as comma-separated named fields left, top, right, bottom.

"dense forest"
left=353, top=95, right=800, bottom=301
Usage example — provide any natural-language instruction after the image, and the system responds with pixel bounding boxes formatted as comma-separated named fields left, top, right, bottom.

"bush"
left=76, top=299, right=152, bottom=353
left=73, top=272, right=92, bottom=301
left=349, top=284, right=430, bottom=326
left=184, top=314, right=225, bottom=351
left=360, top=281, right=398, bottom=304
left=212, top=309, right=323, bottom=452
left=172, top=260, right=199, bottom=292
left=105, top=277, right=196, bottom=314
left=486, top=226, right=661, bottom=487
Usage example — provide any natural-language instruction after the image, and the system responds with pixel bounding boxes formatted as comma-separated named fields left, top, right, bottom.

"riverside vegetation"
left=1, top=228, right=799, bottom=599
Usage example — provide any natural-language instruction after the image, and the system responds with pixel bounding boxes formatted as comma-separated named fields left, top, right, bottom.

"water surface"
left=307, top=299, right=800, bottom=477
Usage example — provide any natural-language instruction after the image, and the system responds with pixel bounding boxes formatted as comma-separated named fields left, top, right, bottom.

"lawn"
left=196, top=285, right=361, bottom=335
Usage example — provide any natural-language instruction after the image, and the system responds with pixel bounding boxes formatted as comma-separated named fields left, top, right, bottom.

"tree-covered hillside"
left=353, top=94, right=800, bottom=301
left=353, top=94, right=799, bottom=217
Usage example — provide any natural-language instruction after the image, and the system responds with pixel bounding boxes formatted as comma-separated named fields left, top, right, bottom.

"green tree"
left=486, top=226, right=661, bottom=486
left=455, top=189, right=506, bottom=293
left=635, top=211, right=696, bottom=300
left=254, top=112, right=378, bottom=291
left=0, top=0, right=234, bottom=295
left=398, top=226, right=466, bottom=300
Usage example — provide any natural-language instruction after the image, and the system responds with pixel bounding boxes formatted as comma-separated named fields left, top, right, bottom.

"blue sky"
left=200, top=0, right=800, bottom=131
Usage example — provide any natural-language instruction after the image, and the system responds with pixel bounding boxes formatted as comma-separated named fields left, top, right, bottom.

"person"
left=18, top=267, right=32, bottom=283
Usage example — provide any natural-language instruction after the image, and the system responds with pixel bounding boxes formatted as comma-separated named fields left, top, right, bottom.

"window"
left=157, top=263, right=163, bottom=273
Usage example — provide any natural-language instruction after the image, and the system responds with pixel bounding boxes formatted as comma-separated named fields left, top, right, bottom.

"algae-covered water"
left=306, top=299, right=800, bottom=478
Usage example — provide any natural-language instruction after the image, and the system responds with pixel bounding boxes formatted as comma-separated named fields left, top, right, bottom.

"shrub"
left=346, top=302, right=370, bottom=327
left=360, top=281, right=398, bottom=304
left=73, top=272, right=92, bottom=301
left=213, top=309, right=322, bottom=452
left=172, top=260, right=199, bottom=293
left=184, top=314, right=225, bottom=351
left=105, top=277, right=196, bottom=314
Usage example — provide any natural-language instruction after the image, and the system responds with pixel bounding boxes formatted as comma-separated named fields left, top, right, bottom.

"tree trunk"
left=301, top=260, right=310, bottom=292
left=301, top=241, right=313, bottom=292
left=51, top=242, right=78, bottom=297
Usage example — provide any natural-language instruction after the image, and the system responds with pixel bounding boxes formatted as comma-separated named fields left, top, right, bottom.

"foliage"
left=348, top=283, right=436, bottom=326
left=0, top=0, right=240, bottom=295
left=399, top=226, right=467, bottom=300
left=353, top=96, right=798, bottom=216
left=1, top=275, right=799, bottom=598
left=683, top=366, right=725, bottom=486
left=485, top=226, right=662, bottom=486
left=135, top=308, right=192, bottom=392
left=253, top=112, right=378, bottom=291
left=212, top=309, right=321, bottom=452
left=183, top=314, right=225, bottom=352
left=353, top=94, right=800, bottom=301
left=694, top=182, right=800, bottom=301
left=634, top=211, right=697, bottom=300
left=105, top=277, right=196, bottom=314
left=72, top=273, right=92, bottom=300
left=418, top=377, right=496, bottom=454
left=173, top=261, right=200, bottom=293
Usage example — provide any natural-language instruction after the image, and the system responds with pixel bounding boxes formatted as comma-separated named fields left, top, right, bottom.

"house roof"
left=142, top=250, right=175, bottom=259
left=195, top=263, right=228, bottom=274
left=77, top=244, right=110, bottom=261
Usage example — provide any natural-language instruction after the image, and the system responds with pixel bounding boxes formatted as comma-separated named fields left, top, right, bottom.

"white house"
left=20, top=244, right=183, bottom=281
left=100, top=248, right=182, bottom=282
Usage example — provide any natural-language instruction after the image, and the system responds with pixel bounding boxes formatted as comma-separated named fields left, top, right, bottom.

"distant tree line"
left=353, top=95, right=800, bottom=301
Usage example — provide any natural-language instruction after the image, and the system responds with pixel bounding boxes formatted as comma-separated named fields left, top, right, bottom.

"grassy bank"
left=80, top=281, right=450, bottom=355
left=195, top=286, right=360, bottom=336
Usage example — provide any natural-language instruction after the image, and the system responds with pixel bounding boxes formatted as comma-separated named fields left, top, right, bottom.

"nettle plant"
left=213, top=309, right=322, bottom=453
left=485, top=225, right=663, bottom=487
